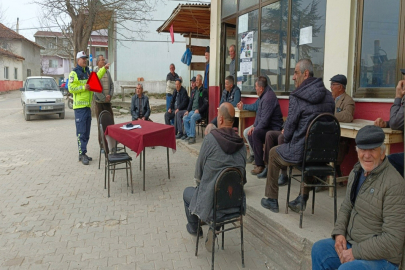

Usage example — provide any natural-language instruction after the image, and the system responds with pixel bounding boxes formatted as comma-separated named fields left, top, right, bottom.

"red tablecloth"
left=105, top=120, right=176, bottom=156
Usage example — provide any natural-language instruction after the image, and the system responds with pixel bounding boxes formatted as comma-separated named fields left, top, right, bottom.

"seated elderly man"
left=183, top=74, right=209, bottom=145
left=261, top=59, right=335, bottom=213
left=374, top=69, right=405, bottom=177
left=164, top=78, right=189, bottom=133
left=130, top=84, right=151, bottom=121
left=210, top=75, right=241, bottom=127
left=248, top=76, right=284, bottom=175
left=183, top=102, right=246, bottom=249
left=312, top=125, right=405, bottom=270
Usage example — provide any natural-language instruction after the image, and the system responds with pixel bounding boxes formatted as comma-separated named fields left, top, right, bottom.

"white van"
left=20, top=76, right=65, bottom=121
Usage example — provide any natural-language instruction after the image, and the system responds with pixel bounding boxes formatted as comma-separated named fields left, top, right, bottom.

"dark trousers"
left=388, top=152, right=404, bottom=177
left=248, top=128, right=271, bottom=167
left=175, top=110, right=187, bottom=134
left=265, top=146, right=313, bottom=199
left=164, top=111, right=175, bottom=125
left=94, top=102, right=114, bottom=149
left=183, top=187, right=198, bottom=230
left=74, top=107, right=92, bottom=155
left=264, top=130, right=287, bottom=175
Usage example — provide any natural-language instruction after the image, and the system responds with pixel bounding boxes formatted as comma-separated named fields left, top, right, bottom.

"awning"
left=156, top=3, right=210, bottom=39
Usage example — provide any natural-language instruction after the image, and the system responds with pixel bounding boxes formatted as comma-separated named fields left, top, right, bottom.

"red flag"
left=86, top=72, right=103, bottom=93
left=170, top=24, right=174, bottom=44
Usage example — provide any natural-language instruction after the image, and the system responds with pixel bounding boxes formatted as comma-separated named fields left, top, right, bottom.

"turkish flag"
left=170, top=24, right=174, bottom=44
left=87, top=72, right=103, bottom=93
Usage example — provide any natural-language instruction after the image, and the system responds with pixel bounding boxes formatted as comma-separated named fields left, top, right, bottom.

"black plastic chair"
left=195, top=168, right=245, bottom=270
left=98, top=110, right=125, bottom=169
left=99, top=112, right=133, bottom=197
left=286, top=113, right=340, bottom=228
left=196, top=117, right=208, bottom=138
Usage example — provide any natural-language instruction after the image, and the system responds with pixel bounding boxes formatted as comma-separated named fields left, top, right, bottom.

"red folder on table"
left=87, top=72, right=102, bottom=93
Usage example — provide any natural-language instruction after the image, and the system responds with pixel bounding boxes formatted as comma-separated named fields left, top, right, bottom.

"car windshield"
left=26, top=79, right=58, bottom=91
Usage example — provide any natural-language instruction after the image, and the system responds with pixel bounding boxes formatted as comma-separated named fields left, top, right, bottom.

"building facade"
left=209, top=0, right=404, bottom=174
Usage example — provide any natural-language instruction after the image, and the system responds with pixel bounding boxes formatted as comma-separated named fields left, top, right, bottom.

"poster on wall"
left=240, top=31, right=254, bottom=75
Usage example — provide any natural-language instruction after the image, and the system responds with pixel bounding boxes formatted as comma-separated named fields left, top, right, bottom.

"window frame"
left=353, top=0, right=405, bottom=98
left=14, top=68, right=17, bottom=80
left=4, top=66, right=9, bottom=80
left=221, top=0, right=326, bottom=95
left=27, top=69, right=31, bottom=77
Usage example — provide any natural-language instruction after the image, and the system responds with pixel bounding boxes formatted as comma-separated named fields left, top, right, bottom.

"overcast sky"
left=1, top=0, right=211, bottom=42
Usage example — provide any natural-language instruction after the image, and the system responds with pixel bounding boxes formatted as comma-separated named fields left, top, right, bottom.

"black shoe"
left=188, top=137, right=196, bottom=144
left=257, top=167, right=268, bottom=179
left=247, top=155, right=255, bottom=163
left=80, top=154, right=89, bottom=165
left=79, top=154, right=92, bottom=161
left=176, top=133, right=184, bottom=139
left=261, top=198, right=279, bottom=213
left=278, top=174, right=288, bottom=186
left=186, top=224, right=203, bottom=238
left=181, top=135, right=188, bottom=140
left=288, top=195, right=309, bottom=213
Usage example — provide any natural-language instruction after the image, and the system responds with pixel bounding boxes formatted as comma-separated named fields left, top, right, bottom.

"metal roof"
left=156, top=3, right=210, bottom=39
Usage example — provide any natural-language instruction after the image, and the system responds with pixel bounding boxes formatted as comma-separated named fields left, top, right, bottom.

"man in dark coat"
left=130, top=84, right=151, bottom=121
left=261, top=59, right=335, bottom=213
left=248, top=76, right=283, bottom=175
left=164, top=78, right=189, bottom=132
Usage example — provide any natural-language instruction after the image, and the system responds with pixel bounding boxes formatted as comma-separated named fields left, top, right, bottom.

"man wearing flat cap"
left=327, top=74, right=355, bottom=184
left=330, top=74, right=355, bottom=123
left=311, top=125, right=405, bottom=270
left=374, top=69, right=405, bottom=177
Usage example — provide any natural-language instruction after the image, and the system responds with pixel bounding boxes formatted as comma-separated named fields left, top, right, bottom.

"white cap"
left=76, top=51, right=88, bottom=59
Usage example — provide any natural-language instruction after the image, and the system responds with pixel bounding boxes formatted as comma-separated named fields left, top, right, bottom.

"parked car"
left=20, top=76, right=65, bottom=121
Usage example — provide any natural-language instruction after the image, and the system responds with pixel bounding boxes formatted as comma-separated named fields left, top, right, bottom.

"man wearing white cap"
left=68, top=51, right=110, bottom=165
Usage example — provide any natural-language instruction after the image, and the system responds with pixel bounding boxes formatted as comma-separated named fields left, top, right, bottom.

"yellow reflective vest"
left=68, top=65, right=107, bottom=109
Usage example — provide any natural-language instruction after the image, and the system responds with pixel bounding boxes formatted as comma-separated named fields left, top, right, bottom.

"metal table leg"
left=167, top=147, right=170, bottom=179
left=143, top=149, right=146, bottom=191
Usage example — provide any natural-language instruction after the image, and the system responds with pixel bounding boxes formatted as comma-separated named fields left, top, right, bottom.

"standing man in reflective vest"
left=68, top=51, right=109, bottom=165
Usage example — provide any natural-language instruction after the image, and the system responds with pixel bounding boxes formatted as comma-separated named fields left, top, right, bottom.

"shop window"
left=260, top=0, right=288, bottom=91
left=222, top=0, right=237, bottom=18
left=237, top=10, right=259, bottom=94
left=288, top=0, right=327, bottom=92
left=239, top=0, right=259, bottom=11
left=354, top=0, right=401, bottom=98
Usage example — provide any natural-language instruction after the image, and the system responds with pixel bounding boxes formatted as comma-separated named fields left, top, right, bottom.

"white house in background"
left=34, top=31, right=108, bottom=84
left=0, top=47, right=24, bottom=92
left=0, top=23, right=43, bottom=85
left=108, top=1, right=210, bottom=91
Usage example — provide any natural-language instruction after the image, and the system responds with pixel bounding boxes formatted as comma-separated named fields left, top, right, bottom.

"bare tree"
left=33, top=0, right=158, bottom=56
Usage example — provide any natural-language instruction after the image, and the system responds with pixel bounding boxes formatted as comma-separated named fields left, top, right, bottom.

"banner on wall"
left=239, top=31, right=253, bottom=75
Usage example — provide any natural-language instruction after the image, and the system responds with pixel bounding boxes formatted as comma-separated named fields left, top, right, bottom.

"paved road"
left=0, top=91, right=264, bottom=270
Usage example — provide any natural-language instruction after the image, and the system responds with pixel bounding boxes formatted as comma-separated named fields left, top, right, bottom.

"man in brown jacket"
left=330, top=74, right=355, bottom=123
left=311, top=125, right=405, bottom=270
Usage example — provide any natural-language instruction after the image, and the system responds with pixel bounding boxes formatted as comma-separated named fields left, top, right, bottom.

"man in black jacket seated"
left=164, top=78, right=189, bottom=135
left=261, top=59, right=335, bottom=213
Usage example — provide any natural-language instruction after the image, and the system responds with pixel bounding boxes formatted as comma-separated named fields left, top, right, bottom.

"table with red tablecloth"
left=105, top=120, right=176, bottom=191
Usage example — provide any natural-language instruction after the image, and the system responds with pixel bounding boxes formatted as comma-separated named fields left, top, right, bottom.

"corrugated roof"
left=0, top=23, right=44, bottom=49
left=0, top=47, right=25, bottom=61
left=157, top=3, right=210, bottom=39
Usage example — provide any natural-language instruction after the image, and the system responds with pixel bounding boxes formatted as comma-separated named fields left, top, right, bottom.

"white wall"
left=115, top=0, right=210, bottom=89
left=323, top=0, right=353, bottom=94
left=0, top=56, right=23, bottom=81
left=16, top=40, right=41, bottom=79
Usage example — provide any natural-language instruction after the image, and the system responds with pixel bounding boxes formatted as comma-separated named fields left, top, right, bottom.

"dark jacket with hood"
left=189, top=127, right=247, bottom=222
left=253, top=86, right=283, bottom=131
left=169, top=86, right=189, bottom=111
left=277, top=77, right=335, bottom=163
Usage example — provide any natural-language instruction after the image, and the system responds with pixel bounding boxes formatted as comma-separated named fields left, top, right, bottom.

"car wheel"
left=68, top=99, right=73, bottom=109
left=23, top=104, right=30, bottom=121
left=59, top=112, right=65, bottom=119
